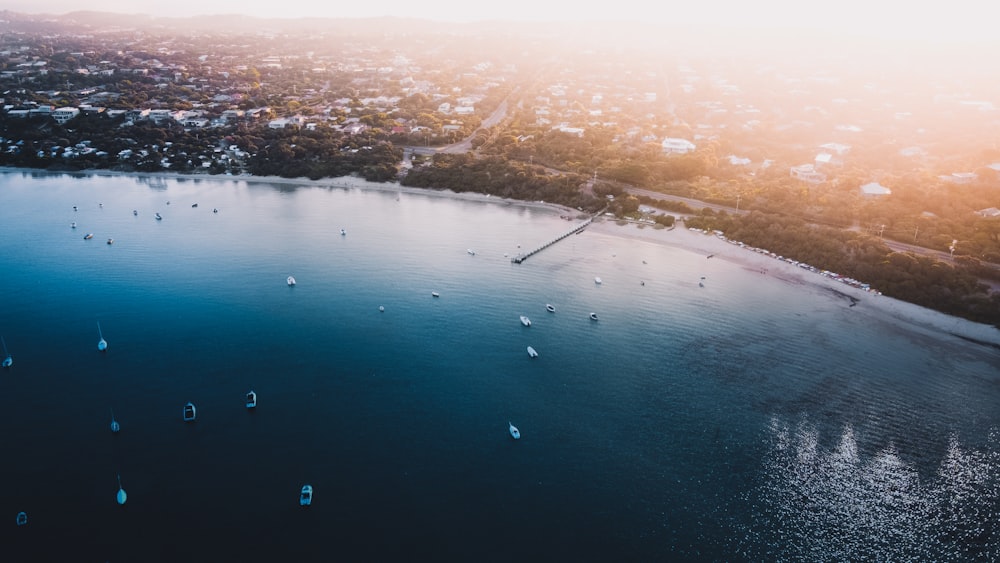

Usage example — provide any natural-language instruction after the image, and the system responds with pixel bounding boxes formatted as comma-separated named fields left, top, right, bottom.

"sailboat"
left=1, top=336, right=11, bottom=368
left=110, top=408, right=120, bottom=433
left=116, top=474, right=127, bottom=505
left=97, top=322, right=108, bottom=351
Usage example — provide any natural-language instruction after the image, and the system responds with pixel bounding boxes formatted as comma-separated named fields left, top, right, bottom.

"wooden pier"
left=511, top=217, right=593, bottom=263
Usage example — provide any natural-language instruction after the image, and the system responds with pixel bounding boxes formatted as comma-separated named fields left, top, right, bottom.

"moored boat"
left=520, top=315, right=531, bottom=327
left=287, top=276, right=296, bottom=286
left=84, top=233, right=94, bottom=240
left=246, top=390, right=257, bottom=409
left=1, top=336, right=11, bottom=368
left=116, top=474, right=127, bottom=505
left=97, top=322, right=108, bottom=351
left=300, top=484, right=313, bottom=506
left=590, top=312, right=599, bottom=321
left=16, top=512, right=27, bottom=526
left=183, top=402, right=196, bottom=422
left=594, top=276, right=602, bottom=285
left=431, top=291, right=440, bottom=298
left=107, top=238, right=114, bottom=245
left=546, top=304, right=555, bottom=313
left=155, top=213, right=162, bottom=220
left=508, top=421, right=521, bottom=440
left=527, top=346, right=538, bottom=358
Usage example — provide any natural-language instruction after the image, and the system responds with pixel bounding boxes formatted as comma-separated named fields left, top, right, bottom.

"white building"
left=661, top=137, right=696, bottom=155
left=790, top=164, right=826, bottom=183
left=860, top=182, right=892, bottom=197
left=52, top=107, right=80, bottom=124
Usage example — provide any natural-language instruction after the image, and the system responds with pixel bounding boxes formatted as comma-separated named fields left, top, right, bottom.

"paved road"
left=405, top=96, right=511, bottom=156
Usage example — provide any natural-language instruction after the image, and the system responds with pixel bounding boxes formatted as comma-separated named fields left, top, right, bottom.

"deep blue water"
left=1, top=171, right=1000, bottom=562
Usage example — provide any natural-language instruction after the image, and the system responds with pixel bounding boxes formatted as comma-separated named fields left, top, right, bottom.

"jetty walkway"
left=511, top=216, right=594, bottom=263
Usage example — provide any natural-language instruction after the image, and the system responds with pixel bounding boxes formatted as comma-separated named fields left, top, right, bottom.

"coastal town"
left=1, top=11, right=999, bottom=324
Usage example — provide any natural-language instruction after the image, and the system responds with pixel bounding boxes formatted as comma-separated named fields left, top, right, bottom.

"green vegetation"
left=686, top=210, right=1000, bottom=327
left=401, top=154, right=603, bottom=213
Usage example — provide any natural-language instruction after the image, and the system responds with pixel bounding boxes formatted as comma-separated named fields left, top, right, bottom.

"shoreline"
left=587, top=219, right=1000, bottom=348
left=5, top=167, right=999, bottom=347
left=0, top=166, right=578, bottom=216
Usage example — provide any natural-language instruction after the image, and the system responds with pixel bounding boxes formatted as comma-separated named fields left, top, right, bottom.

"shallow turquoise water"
left=1, top=171, right=999, bottom=561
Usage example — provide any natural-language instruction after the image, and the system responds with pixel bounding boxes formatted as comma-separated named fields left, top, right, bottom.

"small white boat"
left=340, top=228, right=346, bottom=236
left=508, top=421, right=521, bottom=440
left=191, top=203, right=198, bottom=208
left=97, top=322, right=108, bottom=352
left=155, top=213, right=162, bottom=220
left=73, top=205, right=78, bottom=211
left=594, top=277, right=602, bottom=285
left=546, top=304, right=555, bottom=313
left=213, top=208, right=219, bottom=213
left=116, top=474, right=127, bottom=505
left=379, top=305, right=385, bottom=312
left=431, top=292, right=440, bottom=298
left=84, top=233, right=94, bottom=240
left=16, top=512, right=27, bottom=526
left=183, top=402, right=196, bottom=422
left=590, top=312, right=599, bottom=321
left=71, top=221, right=77, bottom=228
left=300, top=484, right=313, bottom=506
left=520, top=315, right=531, bottom=327
left=107, top=238, right=114, bottom=245
left=246, top=390, right=257, bottom=409
left=467, top=248, right=476, bottom=255
left=287, top=276, right=296, bottom=286
left=1, top=336, right=11, bottom=368
left=133, top=210, right=138, bottom=216
left=110, top=409, right=120, bottom=433
left=527, top=346, right=538, bottom=358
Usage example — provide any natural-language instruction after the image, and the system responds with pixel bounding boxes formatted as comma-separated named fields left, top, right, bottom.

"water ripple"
left=735, top=418, right=1000, bottom=560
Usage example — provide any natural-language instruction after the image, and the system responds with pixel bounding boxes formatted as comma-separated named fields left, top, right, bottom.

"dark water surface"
left=2, top=171, right=999, bottom=562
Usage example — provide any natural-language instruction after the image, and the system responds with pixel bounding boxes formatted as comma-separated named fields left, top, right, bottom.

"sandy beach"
left=6, top=167, right=1000, bottom=347
left=587, top=218, right=1000, bottom=348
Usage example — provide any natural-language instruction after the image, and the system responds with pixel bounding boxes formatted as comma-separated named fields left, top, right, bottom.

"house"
left=268, top=116, right=305, bottom=129
left=52, top=107, right=80, bottom=124
left=790, top=164, right=825, bottom=183
left=860, top=182, right=891, bottom=197
left=182, top=118, right=209, bottom=128
left=555, top=126, right=585, bottom=137
left=661, top=137, right=696, bottom=155
left=818, top=142, right=851, bottom=156
left=940, top=172, right=976, bottom=184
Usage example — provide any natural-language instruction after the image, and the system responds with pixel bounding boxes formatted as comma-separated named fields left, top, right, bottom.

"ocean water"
left=1, top=170, right=999, bottom=562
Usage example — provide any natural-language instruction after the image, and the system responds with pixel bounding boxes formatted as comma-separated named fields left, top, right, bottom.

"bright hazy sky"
left=6, top=0, right=996, bottom=43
